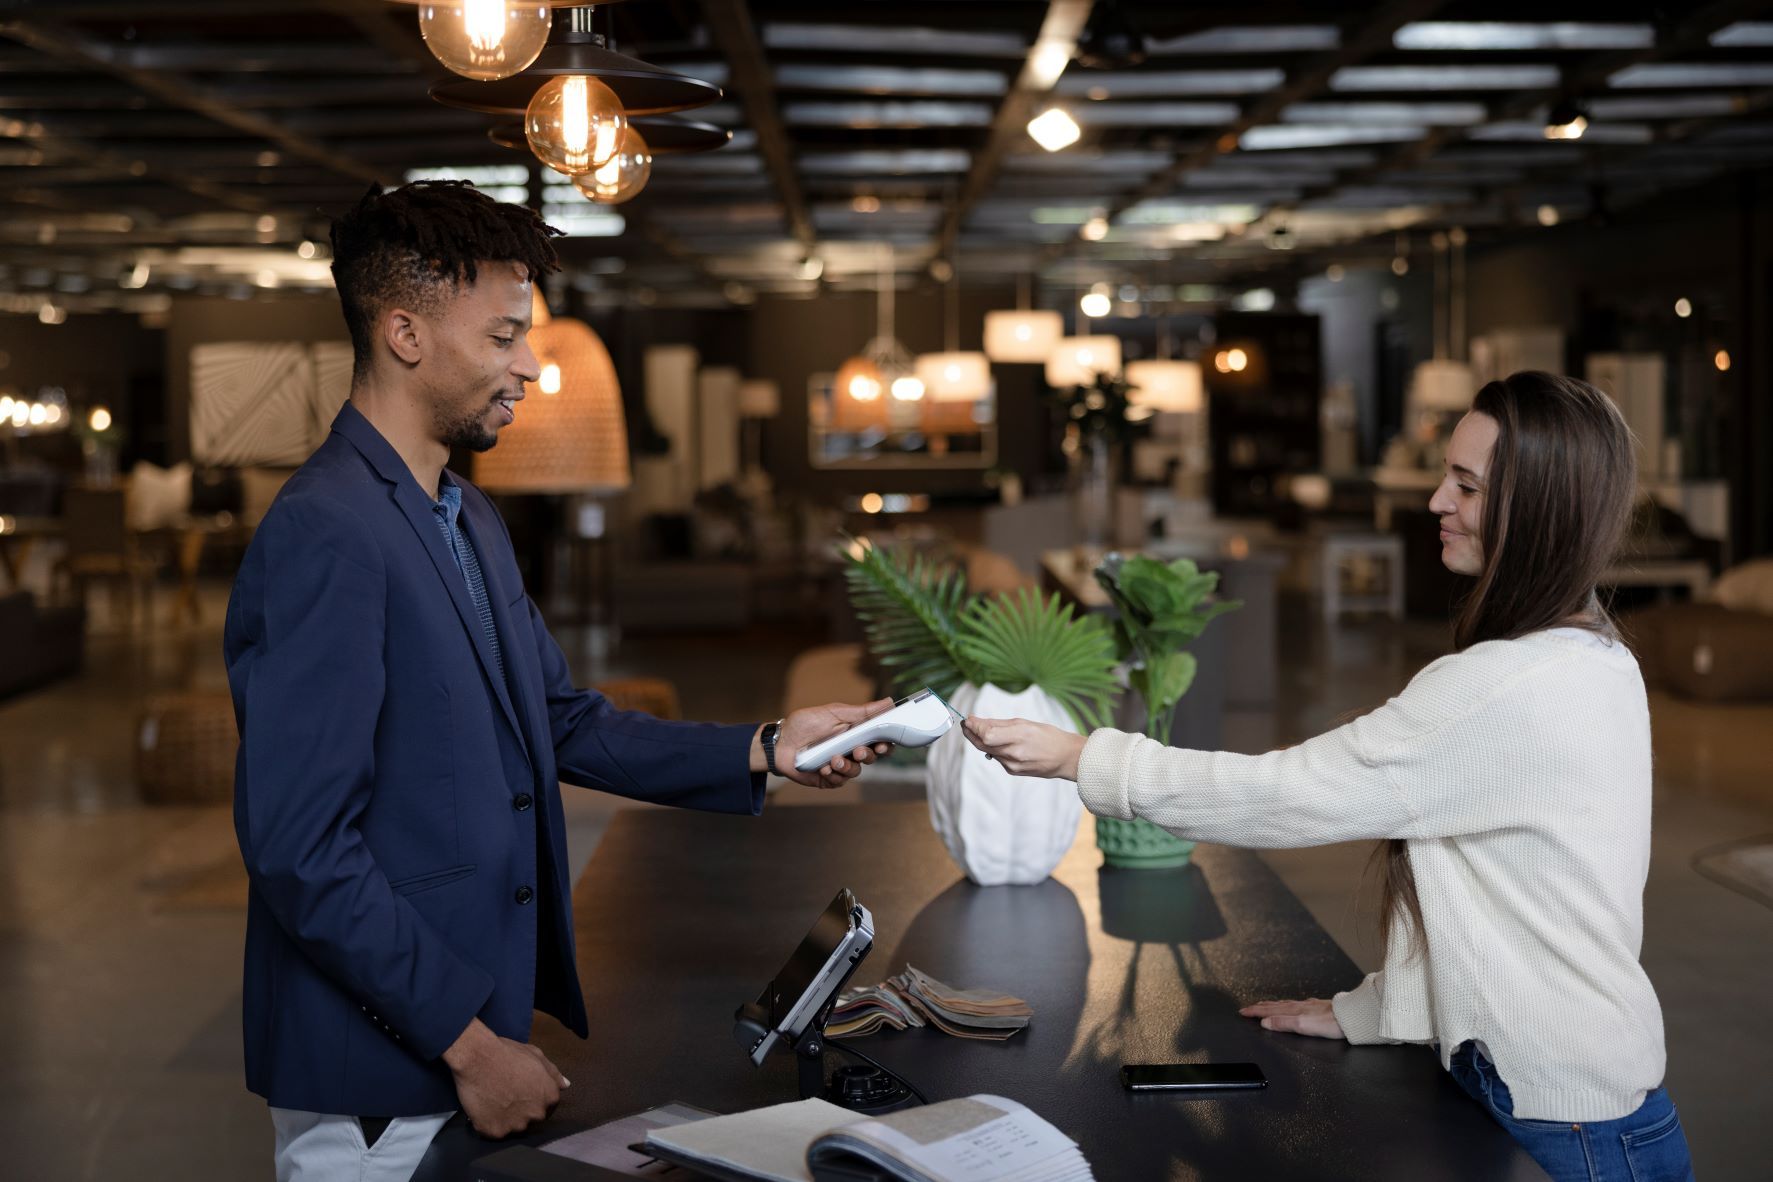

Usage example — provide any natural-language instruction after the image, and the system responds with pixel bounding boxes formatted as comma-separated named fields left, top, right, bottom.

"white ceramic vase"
left=926, top=683, right=1083, bottom=885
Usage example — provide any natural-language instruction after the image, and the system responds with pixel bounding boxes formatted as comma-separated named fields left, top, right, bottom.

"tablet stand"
left=793, top=996, right=917, bottom=1113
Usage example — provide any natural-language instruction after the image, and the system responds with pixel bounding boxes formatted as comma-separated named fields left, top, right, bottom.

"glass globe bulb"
left=836, top=357, right=883, bottom=402
left=418, top=2, right=552, bottom=82
left=526, top=74, right=628, bottom=177
left=573, top=131, right=652, bottom=205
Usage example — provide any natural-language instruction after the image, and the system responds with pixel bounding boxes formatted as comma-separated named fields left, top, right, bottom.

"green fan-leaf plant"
left=842, top=537, right=981, bottom=697
left=842, top=540, right=1120, bottom=732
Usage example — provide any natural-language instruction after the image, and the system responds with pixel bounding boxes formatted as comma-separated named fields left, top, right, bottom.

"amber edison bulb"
left=418, top=2, right=551, bottom=82
left=574, top=131, right=653, bottom=204
left=526, top=74, right=627, bottom=177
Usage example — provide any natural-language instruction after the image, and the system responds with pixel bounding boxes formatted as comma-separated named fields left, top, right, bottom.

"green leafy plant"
left=843, top=540, right=1120, bottom=731
left=1046, top=370, right=1150, bottom=445
left=1093, top=553, right=1241, bottom=745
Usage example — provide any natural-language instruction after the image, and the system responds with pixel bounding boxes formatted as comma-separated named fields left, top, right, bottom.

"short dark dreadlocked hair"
left=329, top=180, right=564, bottom=371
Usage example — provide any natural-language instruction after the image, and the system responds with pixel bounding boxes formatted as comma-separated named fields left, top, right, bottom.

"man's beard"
left=435, top=396, right=501, bottom=453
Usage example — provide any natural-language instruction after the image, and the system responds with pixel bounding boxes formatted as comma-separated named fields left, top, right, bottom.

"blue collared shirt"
left=430, top=472, right=506, bottom=686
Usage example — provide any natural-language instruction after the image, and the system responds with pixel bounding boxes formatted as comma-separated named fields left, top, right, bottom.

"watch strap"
left=761, top=718, right=785, bottom=776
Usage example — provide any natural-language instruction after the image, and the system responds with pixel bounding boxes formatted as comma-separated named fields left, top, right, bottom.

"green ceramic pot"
left=1095, top=815, right=1195, bottom=869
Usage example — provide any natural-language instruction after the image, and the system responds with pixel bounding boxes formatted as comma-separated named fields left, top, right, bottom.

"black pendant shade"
left=430, top=37, right=721, bottom=116
left=487, top=115, right=730, bottom=154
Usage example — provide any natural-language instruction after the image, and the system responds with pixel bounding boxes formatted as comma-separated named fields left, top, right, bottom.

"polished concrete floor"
left=2, top=585, right=1770, bottom=1179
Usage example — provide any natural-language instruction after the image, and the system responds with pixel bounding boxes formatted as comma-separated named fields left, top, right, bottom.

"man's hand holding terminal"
left=756, top=699, right=897, bottom=789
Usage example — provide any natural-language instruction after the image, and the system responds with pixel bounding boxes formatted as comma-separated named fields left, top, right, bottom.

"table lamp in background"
left=1398, top=359, right=1474, bottom=472
left=738, top=378, right=779, bottom=499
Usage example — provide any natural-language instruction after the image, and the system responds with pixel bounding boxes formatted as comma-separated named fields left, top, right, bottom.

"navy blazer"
left=226, top=402, right=762, bottom=1116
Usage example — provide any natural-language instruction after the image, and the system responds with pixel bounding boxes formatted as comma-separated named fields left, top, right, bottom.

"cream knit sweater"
left=1076, top=627, right=1665, bottom=1122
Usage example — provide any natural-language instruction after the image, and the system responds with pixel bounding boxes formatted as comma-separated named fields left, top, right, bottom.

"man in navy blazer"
left=226, top=181, right=890, bottom=1179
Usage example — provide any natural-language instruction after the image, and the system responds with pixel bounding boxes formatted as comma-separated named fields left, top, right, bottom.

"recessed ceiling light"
left=1609, top=63, right=1773, bottom=88
left=1332, top=65, right=1561, bottom=91
left=774, top=64, right=1007, bottom=97
left=1711, top=21, right=1773, bottom=47
left=1027, top=107, right=1082, bottom=152
left=1394, top=22, right=1653, bottom=51
left=1241, top=125, right=1424, bottom=151
left=1147, top=26, right=1338, bottom=54
left=1056, top=69, right=1284, bottom=97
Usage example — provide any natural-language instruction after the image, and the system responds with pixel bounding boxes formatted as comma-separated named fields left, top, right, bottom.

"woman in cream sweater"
left=965, top=372, right=1694, bottom=1182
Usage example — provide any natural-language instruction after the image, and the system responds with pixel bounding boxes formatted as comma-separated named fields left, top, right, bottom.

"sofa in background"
left=1622, top=560, right=1773, bottom=703
left=0, top=591, right=85, bottom=700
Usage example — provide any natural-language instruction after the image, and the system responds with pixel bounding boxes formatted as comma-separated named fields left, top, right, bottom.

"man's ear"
left=383, top=307, right=423, bottom=367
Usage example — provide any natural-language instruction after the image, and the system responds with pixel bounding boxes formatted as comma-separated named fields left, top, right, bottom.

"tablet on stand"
left=733, top=889, right=919, bottom=1112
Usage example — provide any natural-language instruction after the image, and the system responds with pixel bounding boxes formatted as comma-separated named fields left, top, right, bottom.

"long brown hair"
left=1377, top=370, right=1638, bottom=959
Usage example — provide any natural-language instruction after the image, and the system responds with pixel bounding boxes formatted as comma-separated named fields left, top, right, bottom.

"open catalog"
left=642, top=1094, right=1094, bottom=1182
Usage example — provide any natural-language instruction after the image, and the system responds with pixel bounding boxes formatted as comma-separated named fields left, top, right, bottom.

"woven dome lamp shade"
left=473, top=300, right=630, bottom=494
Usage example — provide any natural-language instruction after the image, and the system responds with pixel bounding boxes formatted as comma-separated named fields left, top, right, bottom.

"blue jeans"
left=1448, top=1044, right=1695, bottom=1182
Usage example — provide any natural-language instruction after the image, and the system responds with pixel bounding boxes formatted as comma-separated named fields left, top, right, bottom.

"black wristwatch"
left=760, top=718, right=785, bottom=776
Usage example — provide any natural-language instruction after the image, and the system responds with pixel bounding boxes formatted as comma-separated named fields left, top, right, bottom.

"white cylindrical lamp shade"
left=738, top=378, right=781, bottom=417
left=1126, top=359, right=1203, bottom=412
left=1409, top=359, right=1475, bottom=412
left=984, top=309, right=1063, bottom=362
left=913, top=351, right=991, bottom=402
left=1045, top=335, right=1122, bottom=388
left=473, top=316, right=630, bottom=493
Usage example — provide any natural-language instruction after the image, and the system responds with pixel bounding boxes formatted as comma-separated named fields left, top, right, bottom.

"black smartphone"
left=1120, top=1062, right=1268, bottom=1092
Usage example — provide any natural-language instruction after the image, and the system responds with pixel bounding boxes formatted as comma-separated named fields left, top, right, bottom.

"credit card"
left=928, top=687, right=965, bottom=723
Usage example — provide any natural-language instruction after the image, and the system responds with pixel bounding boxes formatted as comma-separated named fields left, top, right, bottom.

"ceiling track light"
left=1074, top=0, right=1147, bottom=69
left=1544, top=97, right=1589, bottom=140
